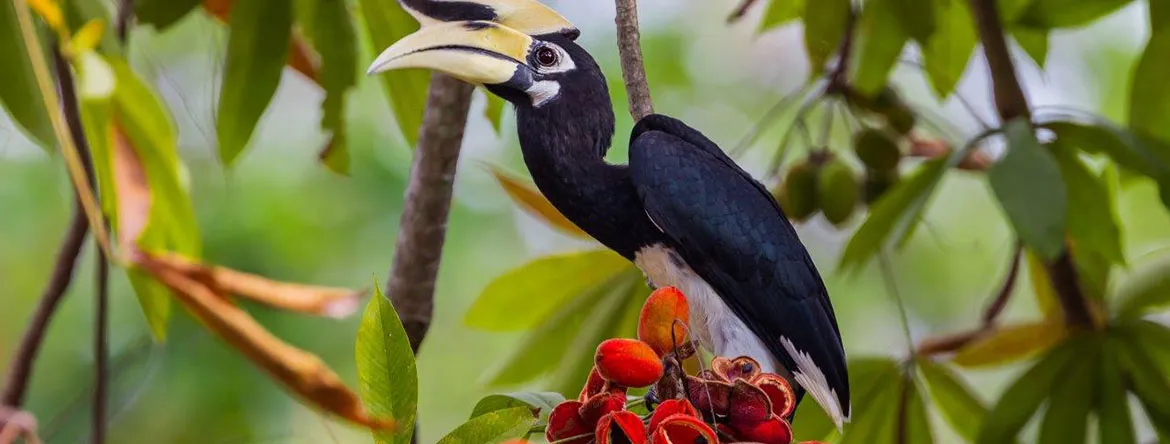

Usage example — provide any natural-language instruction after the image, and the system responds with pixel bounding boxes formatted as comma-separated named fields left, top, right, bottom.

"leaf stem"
left=878, top=250, right=915, bottom=356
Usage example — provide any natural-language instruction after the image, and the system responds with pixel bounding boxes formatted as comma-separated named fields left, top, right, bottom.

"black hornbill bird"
left=369, top=3, right=850, bottom=429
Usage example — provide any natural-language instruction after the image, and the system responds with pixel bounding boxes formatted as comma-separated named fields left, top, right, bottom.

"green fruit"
left=886, top=106, right=917, bottom=134
left=863, top=167, right=900, bottom=205
left=854, top=128, right=902, bottom=171
left=817, top=159, right=858, bottom=226
left=781, top=161, right=819, bottom=221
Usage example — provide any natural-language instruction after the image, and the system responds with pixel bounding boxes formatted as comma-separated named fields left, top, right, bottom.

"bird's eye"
left=536, top=47, right=558, bottom=67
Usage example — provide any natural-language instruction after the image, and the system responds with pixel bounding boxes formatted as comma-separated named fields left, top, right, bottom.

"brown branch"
left=725, top=0, right=763, bottom=23
left=968, top=0, right=1093, bottom=329
left=115, top=0, right=134, bottom=42
left=827, top=8, right=858, bottom=93
left=982, top=242, right=1022, bottom=324
left=915, top=242, right=1023, bottom=356
left=385, top=73, right=474, bottom=353
left=613, top=0, right=653, bottom=120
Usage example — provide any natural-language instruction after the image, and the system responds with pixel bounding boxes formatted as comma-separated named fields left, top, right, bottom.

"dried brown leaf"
left=0, top=407, right=40, bottom=444
left=487, top=165, right=591, bottom=239
left=147, top=251, right=362, bottom=318
left=135, top=252, right=394, bottom=430
left=112, top=124, right=151, bottom=256
left=908, top=136, right=992, bottom=171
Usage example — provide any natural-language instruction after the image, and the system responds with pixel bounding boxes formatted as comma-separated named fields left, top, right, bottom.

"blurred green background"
left=3, top=0, right=1170, bottom=442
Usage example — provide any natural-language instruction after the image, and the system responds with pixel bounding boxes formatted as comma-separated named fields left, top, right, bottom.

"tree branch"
left=968, top=0, right=1093, bottom=329
left=385, top=73, right=474, bottom=353
left=613, top=0, right=653, bottom=120
left=916, top=242, right=1023, bottom=356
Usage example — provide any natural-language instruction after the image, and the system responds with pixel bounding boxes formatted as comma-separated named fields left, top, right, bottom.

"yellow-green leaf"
left=356, top=285, right=417, bottom=444
left=135, top=0, right=202, bottom=30
left=436, top=406, right=536, bottom=444
left=1025, top=250, right=1061, bottom=320
left=917, top=358, right=987, bottom=442
left=360, top=0, right=429, bottom=147
left=989, top=118, right=1066, bottom=260
left=70, top=18, right=104, bottom=53
left=841, top=362, right=904, bottom=444
left=1113, top=254, right=1170, bottom=318
left=1037, top=337, right=1098, bottom=444
left=309, top=0, right=357, bottom=175
left=1129, top=23, right=1170, bottom=149
left=922, top=0, right=976, bottom=98
left=953, top=321, right=1066, bottom=368
left=891, top=0, right=934, bottom=45
left=977, top=334, right=1085, bottom=444
left=466, top=249, right=630, bottom=331
left=484, top=92, right=506, bottom=134
left=1018, top=0, right=1133, bottom=29
left=1097, top=346, right=1136, bottom=444
left=547, top=273, right=644, bottom=396
left=1010, top=26, right=1049, bottom=68
left=0, top=0, right=55, bottom=150
left=758, top=0, right=805, bottom=32
left=470, top=392, right=564, bottom=420
left=1111, top=327, right=1170, bottom=436
left=1050, top=145, right=1124, bottom=264
left=216, top=0, right=292, bottom=165
left=803, top=0, right=850, bottom=76
left=489, top=166, right=590, bottom=239
left=851, top=0, right=909, bottom=95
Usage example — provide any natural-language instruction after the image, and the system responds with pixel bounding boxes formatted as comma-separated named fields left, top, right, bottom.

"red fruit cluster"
left=545, top=287, right=828, bottom=444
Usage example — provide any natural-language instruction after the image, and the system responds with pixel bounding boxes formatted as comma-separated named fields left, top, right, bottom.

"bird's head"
left=366, top=20, right=606, bottom=111
left=400, top=0, right=579, bottom=40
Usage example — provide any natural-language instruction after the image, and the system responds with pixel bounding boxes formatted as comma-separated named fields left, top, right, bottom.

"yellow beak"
left=402, top=0, right=577, bottom=38
left=366, top=21, right=534, bottom=86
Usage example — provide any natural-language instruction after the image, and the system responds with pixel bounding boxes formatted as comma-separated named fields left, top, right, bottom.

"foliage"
left=357, top=284, right=418, bottom=444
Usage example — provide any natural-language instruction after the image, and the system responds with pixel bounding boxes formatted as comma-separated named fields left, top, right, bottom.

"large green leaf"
left=481, top=271, right=633, bottom=387
left=216, top=0, right=292, bottom=165
left=109, top=57, right=202, bottom=340
left=1049, top=144, right=1124, bottom=264
left=464, top=250, right=630, bottom=331
left=977, top=334, right=1085, bottom=444
left=1036, top=337, right=1098, bottom=444
left=803, top=0, right=851, bottom=76
left=356, top=285, right=417, bottom=444
left=758, top=0, right=805, bottom=32
left=435, top=406, right=537, bottom=444
left=917, top=358, right=987, bottom=441
left=360, top=0, right=429, bottom=147
left=1129, top=24, right=1170, bottom=148
left=309, top=0, right=358, bottom=175
left=922, top=0, right=976, bottom=98
left=840, top=157, right=944, bottom=269
left=905, top=379, right=934, bottom=444
left=841, top=364, right=904, bottom=444
left=891, top=0, right=934, bottom=44
left=1113, top=254, right=1170, bottom=318
left=988, top=118, right=1066, bottom=260
left=1096, top=346, right=1137, bottom=444
left=0, top=0, right=55, bottom=150
left=1111, top=327, right=1170, bottom=436
left=1045, top=121, right=1170, bottom=183
left=547, top=273, right=644, bottom=397
left=470, top=392, right=564, bottom=421
left=852, top=0, right=909, bottom=95
left=135, top=0, right=202, bottom=30
left=1010, top=26, right=1049, bottom=68
left=1018, top=0, right=1133, bottom=29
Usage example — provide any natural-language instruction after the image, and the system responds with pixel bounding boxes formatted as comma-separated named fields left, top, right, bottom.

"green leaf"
left=891, top=0, right=934, bottom=44
left=841, top=365, right=904, bottom=444
left=977, top=333, right=1085, bottom=444
left=63, top=0, right=117, bottom=54
left=988, top=118, right=1066, bottom=260
left=905, top=379, right=934, bottom=444
left=1037, top=337, right=1098, bottom=444
left=840, top=157, right=944, bottom=269
left=309, top=0, right=358, bottom=175
left=758, top=0, right=806, bottom=32
left=0, top=0, right=55, bottom=150
left=470, top=392, right=564, bottom=420
left=360, top=0, right=430, bottom=147
left=135, top=0, right=202, bottom=30
left=917, top=358, right=987, bottom=441
left=1111, top=327, right=1170, bottom=436
left=803, top=0, right=851, bottom=76
left=1045, top=120, right=1170, bottom=184
left=547, top=273, right=643, bottom=397
left=998, top=0, right=1032, bottom=22
left=464, top=250, right=630, bottom=331
left=481, top=271, right=634, bottom=388
left=484, top=92, right=506, bottom=134
left=1097, top=346, right=1137, bottom=444
left=109, top=56, right=202, bottom=340
left=1129, top=26, right=1170, bottom=149
left=922, top=0, right=976, bottom=98
left=1018, top=0, right=1133, bottom=29
left=851, top=0, right=909, bottom=96
left=1010, top=27, right=1049, bottom=68
left=436, top=406, right=537, bottom=444
left=1113, top=254, right=1170, bottom=318
left=216, top=0, right=292, bottom=165
left=356, top=285, right=417, bottom=444
left=1048, top=144, right=1124, bottom=264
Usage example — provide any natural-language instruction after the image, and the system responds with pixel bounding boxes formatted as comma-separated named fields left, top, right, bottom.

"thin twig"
left=115, top=0, right=134, bottom=42
left=915, top=241, right=1024, bottom=356
left=385, top=73, right=474, bottom=353
left=726, top=0, right=763, bottom=23
left=982, top=242, right=1022, bottom=325
left=968, top=0, right=1093, bottom=329
left=878, top=251, right=915, bottom=356
left=827, top=8, right=858, bottom=93
left=613, top=0, right=653, bottom=120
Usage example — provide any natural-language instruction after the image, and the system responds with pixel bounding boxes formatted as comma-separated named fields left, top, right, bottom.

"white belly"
left=633, top=244, right=782, bottom=375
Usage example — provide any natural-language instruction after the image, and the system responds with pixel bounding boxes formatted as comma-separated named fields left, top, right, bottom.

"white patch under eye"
left=533, top=43, right=576, bottom=74
left=525, top=80, right=560, bottom=107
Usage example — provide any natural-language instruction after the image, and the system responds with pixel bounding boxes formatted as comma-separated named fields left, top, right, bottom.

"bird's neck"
left=515, top=105, right=657, bottom=258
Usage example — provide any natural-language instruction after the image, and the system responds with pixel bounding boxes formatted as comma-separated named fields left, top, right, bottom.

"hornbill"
left=368, top=5, right=850, bottom=429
